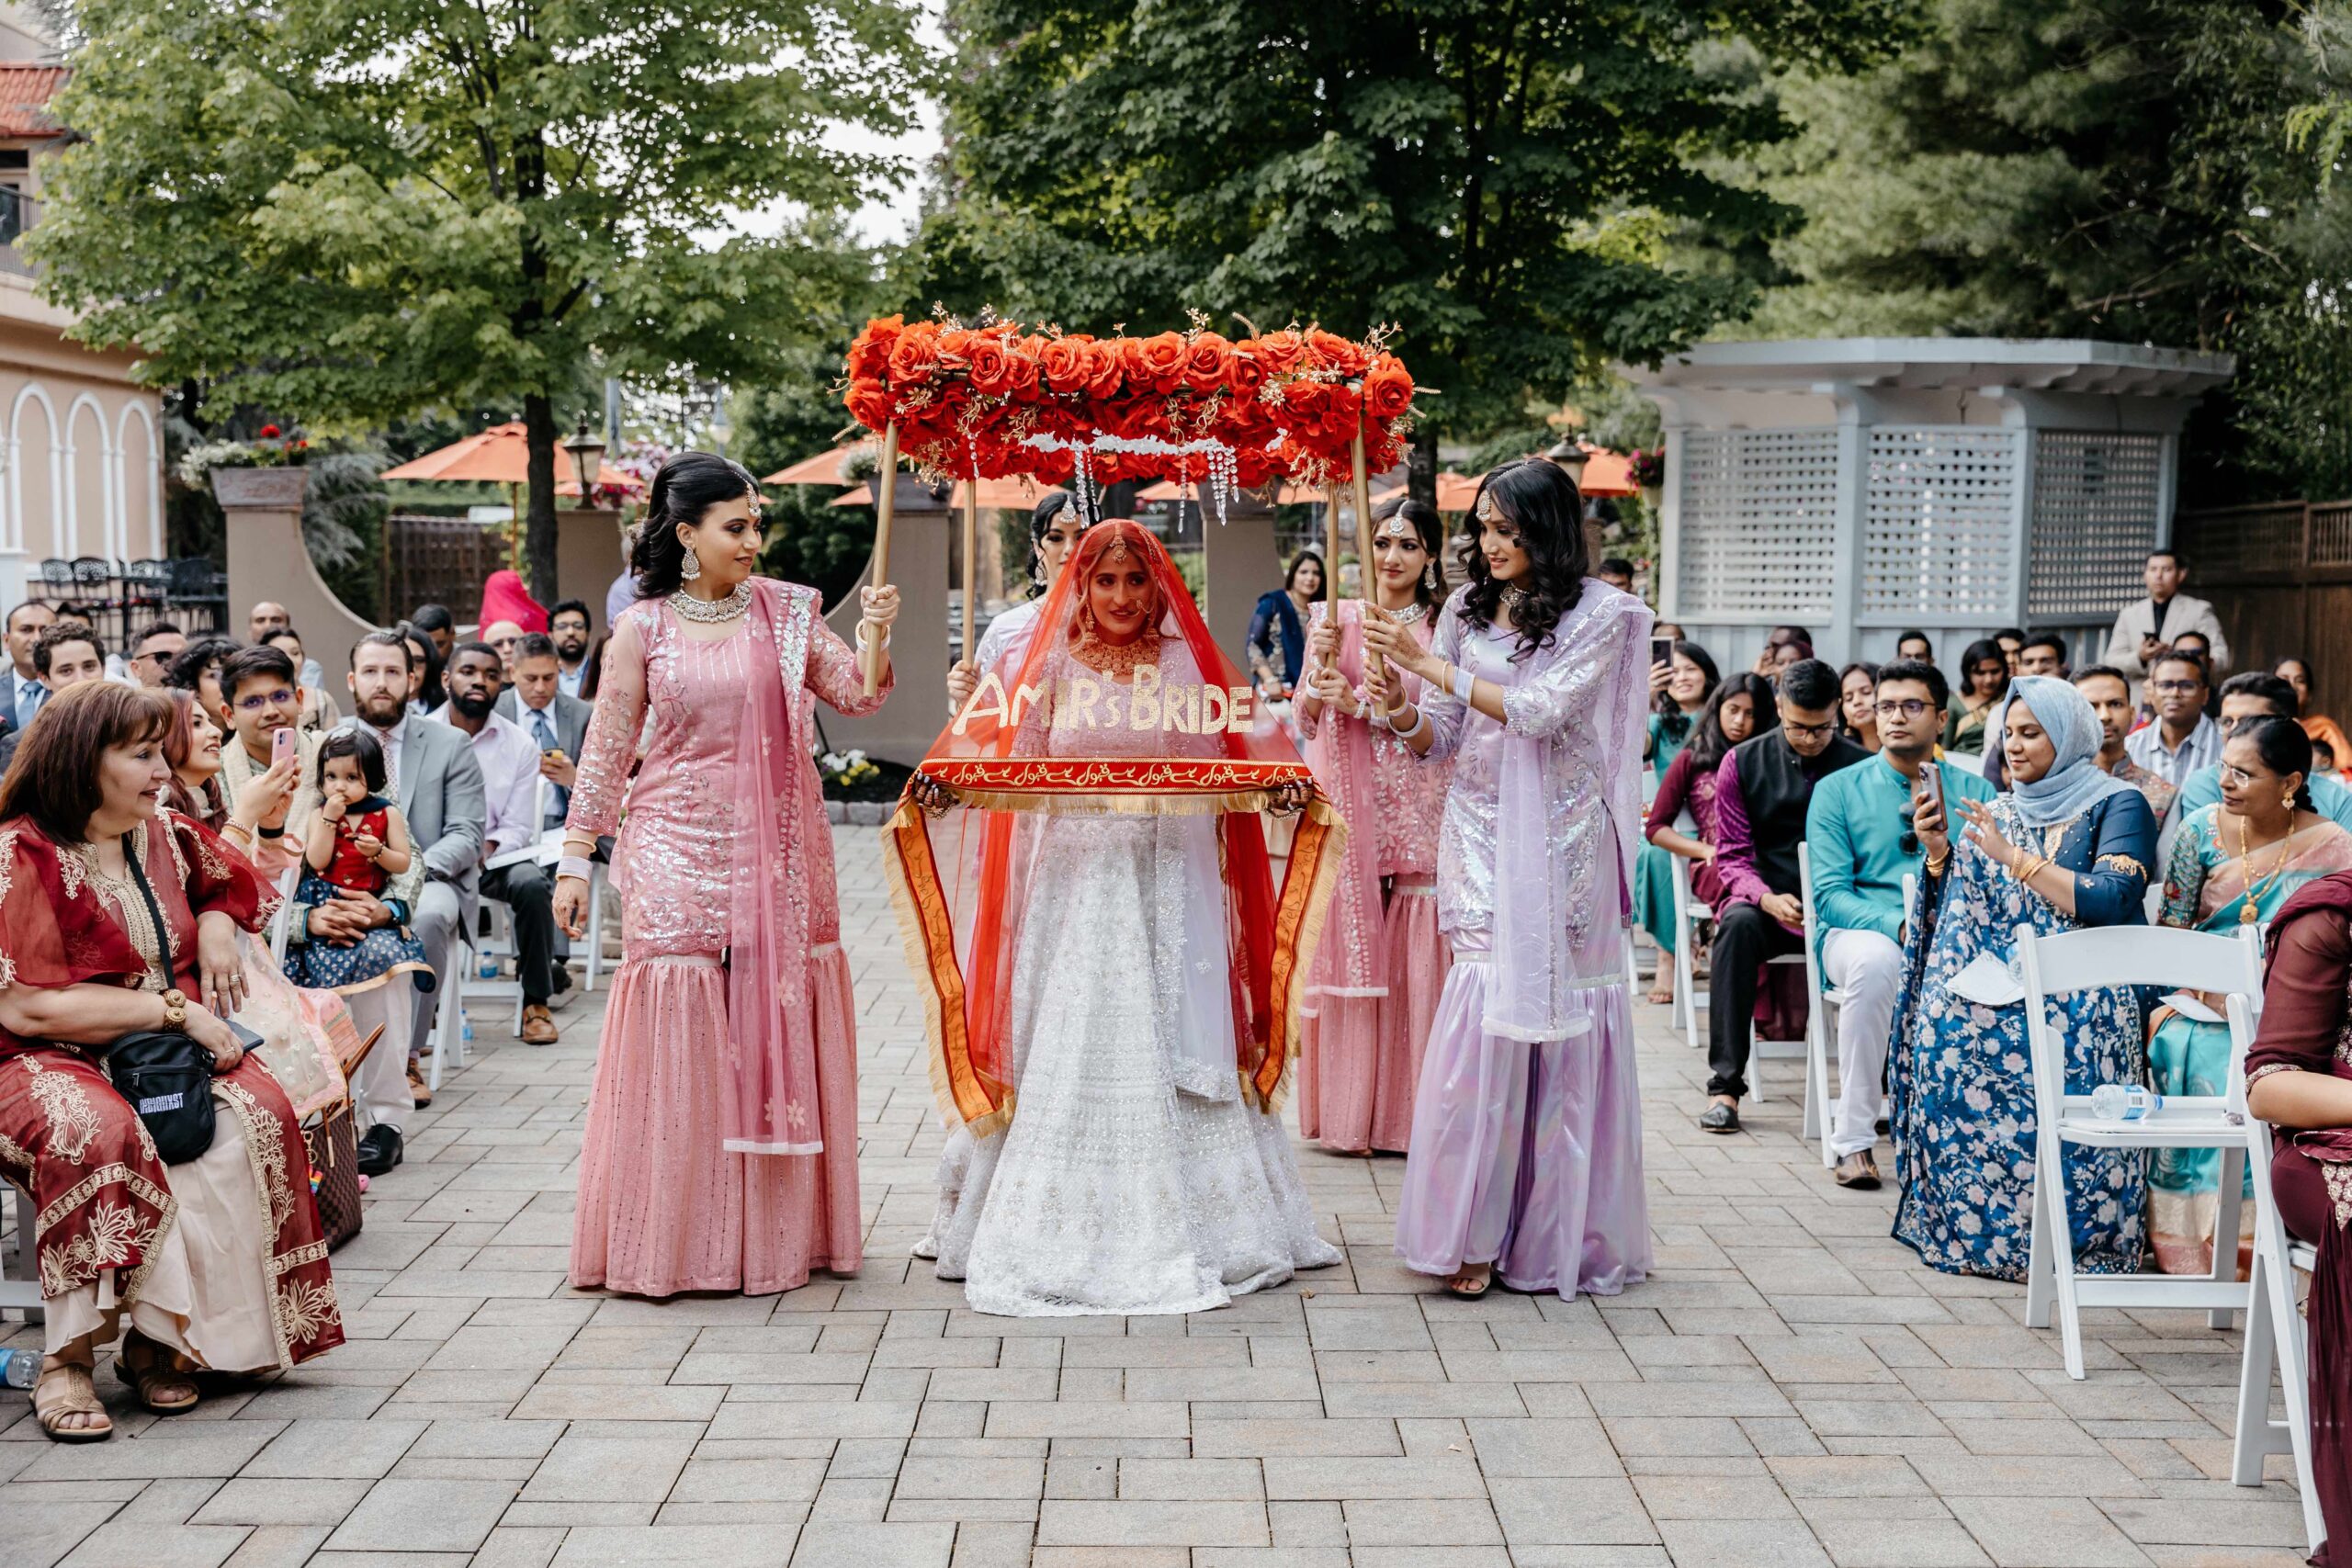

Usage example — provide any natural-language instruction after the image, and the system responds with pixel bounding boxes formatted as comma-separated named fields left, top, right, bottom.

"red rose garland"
left=838, top=315, right=1416, bottom=496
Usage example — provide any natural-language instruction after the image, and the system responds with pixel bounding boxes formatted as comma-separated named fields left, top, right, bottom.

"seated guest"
left=481, top=620, right=525, bottom=680
left=1993, top=626, right=2026, bottom=674
left=549, top=599, right=595, bottom=700
left=1894, top=629, right=1933, bottom=663
left=1637, top=640, right=1719, bottom=1004
left=126, top=622, right=186, bottom=690
left=2172, top=671, right=2352, bottom=830
left=163, top=637, right=237, bottom=716
left=1805, top=660, right=1994, bottom=1188
left=2124, top=649, right=2220, bottom=788
left=1752, top=625, right=1812, bottom=677
left=2242, top=870, right=2352, bottom=1562
left=2322, top=736, right=2346, bottom=782
left=1700, top=659, right=1871, bottom=1133
left=406, top=604, right=454, bottom=710
left=2277, top=656, right=2352, bottom=770
left=1981, top=633, right=2075, bottom=785
left=261, top=626, right=342, bottom=732
left=497, top=633, right=591, bottom=834
left=1889, top=676, right=2157, bottom=1280
left=393, top=626, right=436, bottom=716
left=1596, top=556, right=1635, bottom=594
left=2150, top=716, right=2352, bottom=1275
left=2172, top=631, right=2222, bottom=716
left=211, top=645, right=321, bottom=835
left=316, top=630, right=483, bottom=1156
left=0, top=682, right=343, bottom=1440
left=1838, top=661, right=1880, bottom=751
left=433, top=641, right=558, bottom=1044
left=1941, top=637, right=2008, bottom=755
left=0, top=598, right=55, bottom=730
left=2074, top=664, right=2178, bottom=824
left=1, top=623, right=111, bottom=772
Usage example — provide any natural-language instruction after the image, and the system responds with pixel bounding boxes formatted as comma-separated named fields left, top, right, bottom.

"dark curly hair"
left=1024, top=489, right=1099, bottom=597
left=1457, top=459, right=1592, bottom=660
left=628, top=451, right=763, bottom=599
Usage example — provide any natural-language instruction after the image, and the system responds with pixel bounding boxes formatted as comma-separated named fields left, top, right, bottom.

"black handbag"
left=96, top=832, right=217, bottom=1165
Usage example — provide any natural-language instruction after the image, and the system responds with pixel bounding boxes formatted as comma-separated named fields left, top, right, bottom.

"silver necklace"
left=1383, top=603, right=1428, bottom=626
left=670, top=581, right=752, bottom=624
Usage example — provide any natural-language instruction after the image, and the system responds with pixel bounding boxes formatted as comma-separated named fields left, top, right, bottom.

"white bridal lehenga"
left=925, top=643, right=1340, bottom=1316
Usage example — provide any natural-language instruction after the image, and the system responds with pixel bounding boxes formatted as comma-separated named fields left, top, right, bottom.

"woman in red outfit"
left=2245, top=868, right=2352, bottom=1564
left=0, top=683, right=341, bottom=1441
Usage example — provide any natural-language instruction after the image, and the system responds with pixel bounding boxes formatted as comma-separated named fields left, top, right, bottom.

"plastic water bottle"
left=0, top=1346, right=36, bottom=1389
left=478, top=953, right=498, bottom=980
left=2089, top=1084, right=2162, bottom=1121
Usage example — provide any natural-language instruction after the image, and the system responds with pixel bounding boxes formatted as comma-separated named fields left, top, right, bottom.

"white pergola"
left=1623, top=339, right=2235, bottom=670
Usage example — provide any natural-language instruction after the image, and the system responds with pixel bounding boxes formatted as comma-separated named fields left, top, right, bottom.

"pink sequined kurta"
left=1296, top=603, right=1452, bottom=1153
left=565, top=581, right=888, bottom=1297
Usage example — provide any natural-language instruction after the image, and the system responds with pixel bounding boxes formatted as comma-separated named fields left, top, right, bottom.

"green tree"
left=31, top=0, right=924, bottom=598
left=905, top=0, right=1902, bottom=493
left=1730, top=0, right=2350, bottom=502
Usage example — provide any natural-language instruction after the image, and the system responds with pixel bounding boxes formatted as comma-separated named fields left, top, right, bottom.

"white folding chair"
left=2018, top=922, right=2264, bottom=1379
left=2231, top=1050, right=2326, bottom=1554
left=266, top=863, right=301, bottom=965
left=425, top=931, right=470, bottom=1093
left=1674, top=852, right=1804, bottom=1100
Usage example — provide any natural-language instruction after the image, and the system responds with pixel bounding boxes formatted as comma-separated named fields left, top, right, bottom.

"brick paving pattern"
left=0, top=827, right=2320, bottom=1565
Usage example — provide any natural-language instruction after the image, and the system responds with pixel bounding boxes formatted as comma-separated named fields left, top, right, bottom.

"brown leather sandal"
left=115, top=1332, right=198, bottom=1414
left=34, top=1358, right=113, bottom=1442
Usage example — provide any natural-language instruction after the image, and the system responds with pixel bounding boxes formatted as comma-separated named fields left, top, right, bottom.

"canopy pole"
left=863, top=421, right=899, bottom=697
left=960, top=475, right=979, bottom=674
left=1323, top=490, right=1340, bottom=674
left=1351, top=417, right=1383, bottom=685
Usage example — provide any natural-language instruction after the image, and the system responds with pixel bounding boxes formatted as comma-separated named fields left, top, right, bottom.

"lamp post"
left=562, top=412, right=606, bottom=510
left=1545, top=437, right=1591, bottom=487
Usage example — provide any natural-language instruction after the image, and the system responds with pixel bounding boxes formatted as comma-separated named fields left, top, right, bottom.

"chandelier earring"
left=679, top=536, right=703, bottom=583
left=1423, top=562, right=1440, bottom=592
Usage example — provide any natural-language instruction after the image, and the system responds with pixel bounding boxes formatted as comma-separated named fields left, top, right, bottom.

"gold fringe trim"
left=933, top=786, right=1291, bottom=818
left=1253, top=797, right=1347, bottom=1115
left=878, top=800, right=984, bottom=1132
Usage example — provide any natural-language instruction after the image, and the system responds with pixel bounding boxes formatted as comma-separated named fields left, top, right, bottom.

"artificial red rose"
left=1324, top=381, right=1363, bottom=438
left=844, top=378, right=894, bottom=432
left=1082, top=340, right=1125, bottom=400
left=845, top=315, right=902, bottom=381
left=1306, top=328, right=1368, bottom=377
left=1225, top=349, right=1266, bottom=403
left=1251, top=331, right=1305, bottom=375
left=1282, top=380, right=1332, bottom=431
left=1039, top=334, right=1094, bottom=394
left=965, top=334, right=1012, bottom=396
left=1130, top=331, right=1188, bottom=392
left=1181, top=333, right=1233, bottom=395
left=888, top=321, right=942, bottom=386
left=1363, top=355, right=1414, bottom=423
left=1002, top=337, right=1044, bottom=400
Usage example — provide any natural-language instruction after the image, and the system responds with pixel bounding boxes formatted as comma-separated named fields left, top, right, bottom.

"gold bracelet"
left=1925, top=851, right=1948, bottom=877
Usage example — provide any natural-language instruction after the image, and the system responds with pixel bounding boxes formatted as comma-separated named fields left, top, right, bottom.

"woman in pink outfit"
left=553, top=453, right=899, bottom=1297
left=1294, top=497, right=1453, bottom=1153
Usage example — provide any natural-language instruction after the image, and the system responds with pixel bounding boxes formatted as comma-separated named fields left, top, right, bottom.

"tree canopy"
left=905, top=0, right=1905, bottom=474
left=31, top=0, right=924, bottom=594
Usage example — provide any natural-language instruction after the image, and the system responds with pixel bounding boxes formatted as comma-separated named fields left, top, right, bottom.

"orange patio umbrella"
left=380, top=421, right=642, bottom=495
left=828, top=477, right=1042, bottom=510
left=763, top=447, right=865, bottom=486
left=1370, top=471, right=1487, bottom=512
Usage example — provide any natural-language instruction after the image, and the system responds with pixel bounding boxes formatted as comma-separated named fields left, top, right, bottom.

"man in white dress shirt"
left=435, top=641, right=561, bottom=1044
left=2122, top=649, right=2222, bottom=788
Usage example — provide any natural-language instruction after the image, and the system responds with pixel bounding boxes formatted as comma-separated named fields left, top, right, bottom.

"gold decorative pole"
left=863, top=420, right=900, bottom=697
left=1351, top=416, right=1382, bottom=685
left=960, top=474, right=979, bottom=674
left=1323, top=486, right=1341, bottom=672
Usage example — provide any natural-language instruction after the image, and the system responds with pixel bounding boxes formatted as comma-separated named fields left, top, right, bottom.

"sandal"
left=34, top=1358, right=112, bottom=1442
left=115, top=1332, right=198, bottom=1415
left=1445, top=1265, right=1492, bottom=1300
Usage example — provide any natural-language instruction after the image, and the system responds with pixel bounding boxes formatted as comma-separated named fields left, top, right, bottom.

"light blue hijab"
left=1996, top=675, right=2132, bottom=829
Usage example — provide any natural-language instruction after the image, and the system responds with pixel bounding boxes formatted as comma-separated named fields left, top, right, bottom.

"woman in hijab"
left=476, top=569, right=549, bottom=637
left=1886, top=675, right=2159, bottom=1280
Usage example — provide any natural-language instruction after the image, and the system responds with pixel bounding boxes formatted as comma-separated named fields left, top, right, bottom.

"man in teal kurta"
left=2170, top=671, right=2352, bottom=833
left=1805, top=660, right=1996, bottom=1189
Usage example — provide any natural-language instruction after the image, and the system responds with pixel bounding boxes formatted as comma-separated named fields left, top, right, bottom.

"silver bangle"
left=1450, top=664, right=1476, bottom=705
left=557, top=855, right=594, bottom=884
left=1395, top=703, right=1430, bottom=741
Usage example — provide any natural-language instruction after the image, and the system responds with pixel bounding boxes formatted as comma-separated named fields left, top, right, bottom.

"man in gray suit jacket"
left=496, top=633, right=593, bottom=831
left=292, top=629, right=484, bottom=1172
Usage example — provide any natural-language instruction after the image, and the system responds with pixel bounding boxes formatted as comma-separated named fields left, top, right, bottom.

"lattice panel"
left=2028, top=431, right=2165, bottom=619
left=1860, top=427, right=2019, bottom=620
left=1675, top=428, right=1838, bottom=618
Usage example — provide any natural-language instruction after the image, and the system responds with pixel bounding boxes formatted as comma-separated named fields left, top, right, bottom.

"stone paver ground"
left=0, top=827, right=2321, bottom=1566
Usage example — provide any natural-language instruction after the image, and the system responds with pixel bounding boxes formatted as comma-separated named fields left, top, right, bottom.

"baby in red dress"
left=302, top=728, right=413, bottom=896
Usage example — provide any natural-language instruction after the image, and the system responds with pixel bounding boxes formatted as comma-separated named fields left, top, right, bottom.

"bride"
left=888, top=519, right=1343, bottom=1315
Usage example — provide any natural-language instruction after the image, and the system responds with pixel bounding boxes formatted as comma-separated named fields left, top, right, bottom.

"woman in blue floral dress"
left=1888, top=675, right=2159, bottom=1280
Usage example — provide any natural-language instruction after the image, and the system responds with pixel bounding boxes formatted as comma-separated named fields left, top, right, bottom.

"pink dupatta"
left=722, top=577, right=825, bottom=1154
left=1299, top=601, right=1385, bottom=1012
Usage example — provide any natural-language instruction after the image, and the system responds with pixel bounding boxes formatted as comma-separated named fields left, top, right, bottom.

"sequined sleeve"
left=564, top=611, right=649, bottom=840
left=1499, top=605, right=1638, bottom=743
left=2157, top=807, right=2214, bottom=930
left=806, top=604, right=891, bottom=718
left=1419, top=598, right=1470, bottom=763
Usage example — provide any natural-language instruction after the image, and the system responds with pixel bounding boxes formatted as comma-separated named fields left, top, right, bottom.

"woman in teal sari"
left=2149, top=715, right=2352, bottom=1274
left=1635, top=641, right=1717, bottom=1004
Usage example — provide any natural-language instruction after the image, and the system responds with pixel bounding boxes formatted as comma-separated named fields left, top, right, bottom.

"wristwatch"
left=160, top=987, right=189, bottom=1030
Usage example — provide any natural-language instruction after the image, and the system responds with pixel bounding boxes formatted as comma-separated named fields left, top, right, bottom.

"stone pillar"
left=818, top=477, right=954, bottom=767
left=216, top=468, right=377, bottom=681
left=1198, top=487, right=1282, bottom=676
left=555, top=504, right=625, bottom=620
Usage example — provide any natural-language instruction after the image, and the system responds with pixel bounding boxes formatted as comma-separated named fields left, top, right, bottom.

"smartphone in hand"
left=1650, top=636, right=1674, bottom=669
left=271, top=727, right=298, bottom=770
left=1915, top=761, right=1944, bottom=815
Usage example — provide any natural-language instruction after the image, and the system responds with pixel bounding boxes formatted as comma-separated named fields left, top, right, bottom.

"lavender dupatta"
left=1429, top=581, right=1651, bottom=1042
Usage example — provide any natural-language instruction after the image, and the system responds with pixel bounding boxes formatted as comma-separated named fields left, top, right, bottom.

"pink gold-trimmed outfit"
left=1295, top=600, right=1452, bottom=1154
left=565, top=579, right=888, bottom=1297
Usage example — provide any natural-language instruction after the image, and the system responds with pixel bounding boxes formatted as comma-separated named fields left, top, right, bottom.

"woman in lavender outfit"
left=1362, top=458, right=1653, bottom=1300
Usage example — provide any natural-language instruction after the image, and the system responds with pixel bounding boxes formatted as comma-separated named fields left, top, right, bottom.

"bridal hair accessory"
left=1376, top=513, right=1417, bottom=541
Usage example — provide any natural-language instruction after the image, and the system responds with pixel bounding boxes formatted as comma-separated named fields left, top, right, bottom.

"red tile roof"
left=0, top=66, right=67, bottom=139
